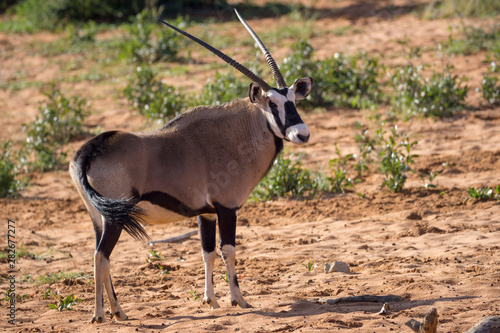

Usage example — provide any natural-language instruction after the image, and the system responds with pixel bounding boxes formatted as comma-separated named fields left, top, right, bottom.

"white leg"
left=221, top=244, right=250, bottom=308
left=103, top=265, right=128, bottom=321
left=92, top=251, right=106, bottom=323
left=202, top=250, right=220, bottom=309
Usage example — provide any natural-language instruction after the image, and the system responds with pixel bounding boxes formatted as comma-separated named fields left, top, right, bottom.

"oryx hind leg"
left=92, top=218, right=126, bottom=323
left=198, top=214, right=220, bottom=309
left=215, top=203, right=251, bottom=309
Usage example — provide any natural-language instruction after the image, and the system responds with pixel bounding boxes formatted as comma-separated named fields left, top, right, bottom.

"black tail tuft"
left=87, top=191, right=150, bottom=242
left=73, top=132, right=150, bottom=242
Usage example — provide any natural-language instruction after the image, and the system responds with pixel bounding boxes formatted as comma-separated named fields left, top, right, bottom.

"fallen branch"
left=315, top=294, right=404, bottom=305
left=148, top=230, right=198, bottom=245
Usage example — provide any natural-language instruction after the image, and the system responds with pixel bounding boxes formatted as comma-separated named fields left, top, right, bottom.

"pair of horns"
left=157, top=9, right=286, bottom=92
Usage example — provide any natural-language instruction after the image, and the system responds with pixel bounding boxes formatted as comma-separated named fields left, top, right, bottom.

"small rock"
left=405, top=307, right=438, bottom=333
left=464, top=316, right=500, bottom=333
left=379, top=302, right=391, bottom=315
left=325, top=261, right=350, bottom=273
left=407, top=212, right=422, bottom=220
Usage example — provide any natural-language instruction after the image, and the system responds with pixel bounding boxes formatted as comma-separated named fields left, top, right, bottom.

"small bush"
left=23, top=84, right=89, bottom=171
left=124, top=65, right=186, bottom=121
left=327, top=145, right=356, bottom=193
left=0, top=141, right=25, bottom=198
left=388, top=64, right=468, bottom=119
left=49, top=294, right=82, bottom=311
left=250, top=153, right=320, bottom=200
left=194, top=72, right=248, bottom=106
left=121, top=10, right=186, bottom=64
left=377, top=125, right=418, bottom=192
left=1, top=0, right=145, bottom=33
left=67, top=20, right=97, bottom=44
left=481, top=62, right=500, bottom=105
left=466, top=185, right=500, bottom=201
left=446, top=25, right=500, bottom=56
left=353, top=121, right=378, bottom=178
left=280, top=40, right=382, bottom=109
left=422, top=0, right=500, bottom=18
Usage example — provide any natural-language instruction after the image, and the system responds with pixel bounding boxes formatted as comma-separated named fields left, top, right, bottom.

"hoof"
left=203, top=297, right=220, bottom=309
left=91, top=316, right=104, bottom=324
left=112, top=311, right=128, bottom=321
left=232, top=299, right=252, bottom=308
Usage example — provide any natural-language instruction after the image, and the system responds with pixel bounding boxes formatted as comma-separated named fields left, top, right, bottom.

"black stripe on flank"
left=140, top=191, right=216, bottom=217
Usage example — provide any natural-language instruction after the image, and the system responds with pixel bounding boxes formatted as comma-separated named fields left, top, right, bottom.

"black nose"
left=297, top=133, right=310, bottom=143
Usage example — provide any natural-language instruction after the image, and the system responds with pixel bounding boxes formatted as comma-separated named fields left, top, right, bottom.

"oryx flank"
left=70, top=9, right=313, bottom=323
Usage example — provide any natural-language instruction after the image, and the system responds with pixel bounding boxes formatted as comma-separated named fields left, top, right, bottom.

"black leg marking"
left=213, top=203, right=237, bottom=247
left=91, top=216, right=103, bottom=252
left=198, top=215, right=217, bottom=253
left=109, top=275, right=118, bottom=301
left=233, top=275, right=239, bottom=288
left=97, top=221, right=122, bottom=259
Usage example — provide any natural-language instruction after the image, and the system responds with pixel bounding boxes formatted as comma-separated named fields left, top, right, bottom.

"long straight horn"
left=234, top=9, right=287, bottom=89
left=157, top=18, right=271, bottom=92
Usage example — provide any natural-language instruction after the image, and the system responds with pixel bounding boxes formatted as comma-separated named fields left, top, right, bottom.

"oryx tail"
left=73, top=131, right=148, bottom=241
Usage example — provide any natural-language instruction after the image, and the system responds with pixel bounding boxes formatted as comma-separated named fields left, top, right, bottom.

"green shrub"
left=157, top=0, right=229, bottom=15
left=67, top=20, right=97, bottom=44
left=422, top=0, right=500, bottom=18
left=377, top=125, right=418, bottom=192
left=49, top=294, right=82, bottom=311
left=0, top=0, right=18, bottom=13
left=280, top=40, right=382, bottom=109
left=193, top=72, right=248, bottom=106
left=121, top=10, right=186, bottom=64
left=124, top=65, right=186, bottom=121
left=481, top=62, right=500, bottom=105
left=250, top=153, right=320, bottom=200
left=327, top=145, right=356, bottom=193
left=353, top=121, right=378, bottom=178
left=1, top=0, right=145, bottom=33
left=465, top=185, right=500, bottom=202
left=0, top=141, right=25, bottom=198
left=23, top=84, right=89, bottom=171
left=446, top=25, right=500, bottom=56
left=388, top=64, right=468, bottom=119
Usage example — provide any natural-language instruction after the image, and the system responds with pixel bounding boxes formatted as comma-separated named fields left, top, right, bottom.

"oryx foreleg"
left=198, top=214, right=219, bottom=309
left=215, top=204, right=251, bottom=308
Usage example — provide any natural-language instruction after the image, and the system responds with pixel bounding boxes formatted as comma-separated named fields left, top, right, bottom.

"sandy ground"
left=1, top=1, right=500, bottom=332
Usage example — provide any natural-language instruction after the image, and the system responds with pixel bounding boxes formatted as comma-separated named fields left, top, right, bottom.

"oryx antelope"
left=70, top=9, right=313, bottom=323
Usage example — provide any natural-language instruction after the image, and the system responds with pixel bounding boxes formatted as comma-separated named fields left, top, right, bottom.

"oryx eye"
left=268, top=102, right=277, bottom=109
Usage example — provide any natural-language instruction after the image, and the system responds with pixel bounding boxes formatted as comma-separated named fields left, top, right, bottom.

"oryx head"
left=158, top=9, right=313, bottom=144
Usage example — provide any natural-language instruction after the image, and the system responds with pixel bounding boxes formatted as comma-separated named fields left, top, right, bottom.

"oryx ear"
left=290, top=77, right=313, bottom=100
left=249, top=82, right=264, bottom=103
